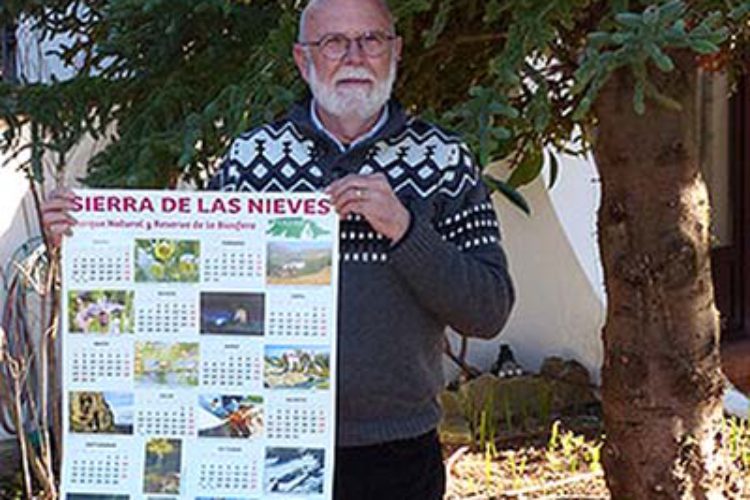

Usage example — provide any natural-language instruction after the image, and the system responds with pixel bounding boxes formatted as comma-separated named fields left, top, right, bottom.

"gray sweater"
left=209, top=99, right=515, bottom=447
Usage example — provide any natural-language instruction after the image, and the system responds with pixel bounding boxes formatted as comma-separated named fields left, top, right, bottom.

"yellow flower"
left=150, top=263, right=165, bottom=280
left=153, top=240, right=176, bottom=262
left=179, top=254, right=197, bottom=276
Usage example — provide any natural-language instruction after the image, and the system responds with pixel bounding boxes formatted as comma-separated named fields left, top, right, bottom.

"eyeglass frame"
left=297, top=30, right=399, bottom=60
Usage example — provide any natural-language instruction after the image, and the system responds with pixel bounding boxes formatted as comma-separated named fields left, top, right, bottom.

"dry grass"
left=444, top=417, right=750, bottom=499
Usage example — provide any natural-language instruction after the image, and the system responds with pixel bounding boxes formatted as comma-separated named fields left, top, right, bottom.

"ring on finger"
left=355, top=188, right=365, bottom=199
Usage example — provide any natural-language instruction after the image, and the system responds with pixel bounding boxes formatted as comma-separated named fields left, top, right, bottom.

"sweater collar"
left=309, top=100, right=389, bottom=153
left=287, top=96, right=408, bottom=152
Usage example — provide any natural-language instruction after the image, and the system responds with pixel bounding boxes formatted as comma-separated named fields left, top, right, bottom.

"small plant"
left=726, top=416, right=750, bottom=469
left=545, top=420, right=604, bottom=474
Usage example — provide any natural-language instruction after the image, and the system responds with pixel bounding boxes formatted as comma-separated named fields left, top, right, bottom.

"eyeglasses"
left=299, top=31, right=397, bottom=60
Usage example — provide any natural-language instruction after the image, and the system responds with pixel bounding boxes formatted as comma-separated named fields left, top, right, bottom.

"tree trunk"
left=593, top=56, right=734, bottom=498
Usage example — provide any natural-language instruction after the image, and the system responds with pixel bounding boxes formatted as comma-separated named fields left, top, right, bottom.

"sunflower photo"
left=135, top=239, right=200, bottom=283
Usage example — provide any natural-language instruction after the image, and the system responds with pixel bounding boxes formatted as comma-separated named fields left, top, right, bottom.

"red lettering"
left=317, top=198, right=332, bottom=215
left=273, top=198, right=285, bottom=214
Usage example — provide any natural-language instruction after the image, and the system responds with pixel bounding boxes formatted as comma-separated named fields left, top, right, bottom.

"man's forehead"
left=305, top=0, right=393, bottom=35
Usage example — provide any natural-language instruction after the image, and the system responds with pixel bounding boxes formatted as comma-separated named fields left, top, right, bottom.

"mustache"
left=333, top=67, right=376, bottom=83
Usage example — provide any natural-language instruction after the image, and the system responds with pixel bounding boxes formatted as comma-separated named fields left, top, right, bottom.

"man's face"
left=294, top=0, right=402, bottom=120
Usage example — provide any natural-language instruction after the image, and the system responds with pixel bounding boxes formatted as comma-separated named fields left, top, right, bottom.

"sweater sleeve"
left=388, top=143, right=515, bottom=339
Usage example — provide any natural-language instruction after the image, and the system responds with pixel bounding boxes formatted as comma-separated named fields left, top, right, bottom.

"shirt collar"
left=310, top=100, right=389, bottom=153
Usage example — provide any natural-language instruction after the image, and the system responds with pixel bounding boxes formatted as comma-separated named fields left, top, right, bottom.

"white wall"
left=447, top=154, right=606, bottom=384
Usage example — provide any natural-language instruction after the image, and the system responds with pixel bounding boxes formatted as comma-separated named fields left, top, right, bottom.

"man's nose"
left=342, top=39, right=366, bottom=64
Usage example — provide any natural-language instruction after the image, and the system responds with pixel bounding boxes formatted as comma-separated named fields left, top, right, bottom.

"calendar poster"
left=60, top=189, right=339, bottom=500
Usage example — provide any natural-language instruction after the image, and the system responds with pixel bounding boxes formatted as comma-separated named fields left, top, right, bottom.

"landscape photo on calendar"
left=134, top=341, right=199, bottom=389
left=264, top=447, right=325, bottom=495
left=264, top=346, right=330, bottom=390
left=200, top=292, right=265, bottom=336
left=135, top=238, right=200, bottom=283
left=143, top=438, right=182, bottom=495
left=266, top=241, right=332, bottom=286
left=68, top=391, right=134, bottom=435
left=197, top=394, right=264, bottom=438
left=67, top=290, right=134, bottom=334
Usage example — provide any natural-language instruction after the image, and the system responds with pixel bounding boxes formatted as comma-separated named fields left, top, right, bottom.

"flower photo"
left=135, top=239, right=200, bottom=283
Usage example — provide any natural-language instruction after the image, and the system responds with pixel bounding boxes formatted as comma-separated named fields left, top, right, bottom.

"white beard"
left=307, top=56, right=397, bottom=121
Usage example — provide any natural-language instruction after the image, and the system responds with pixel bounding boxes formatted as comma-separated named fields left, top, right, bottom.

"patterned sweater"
left=208, top=99, right=515, bottom=447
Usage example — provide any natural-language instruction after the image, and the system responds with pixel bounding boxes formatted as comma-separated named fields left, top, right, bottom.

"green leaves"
left=507, top=146, right=543, bottom=190
left=572, top=1, right=731, bottom=117
left=0, top=0, right=746, bottom=214
left=483, top=175, right=531, bottom=215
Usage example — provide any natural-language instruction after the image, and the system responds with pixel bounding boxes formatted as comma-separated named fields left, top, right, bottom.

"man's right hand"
left=41, top=188, right=78, bottom=249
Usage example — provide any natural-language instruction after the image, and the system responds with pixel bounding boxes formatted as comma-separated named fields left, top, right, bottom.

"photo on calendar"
left=264, top=346, right=330, bottom=390
left=266, top=241, right=332, bottom=286
left=264, top=447, right=325, bottom=495
left=66, top=494, right=129, bottom=500
left=199, top=292, right=265, bottom=336
left=67, top=290, right=134, bottom=334
left=143, top=438, right=182, bottom=495
left=135, top=238, right=200, bottom=283
left=68, top=391, right=134, bottom=435
left=266, top=216, right=332, bottom=239
left=134, top=342, right=199, bottom=389
left=197, top=394, right=264, bottom=438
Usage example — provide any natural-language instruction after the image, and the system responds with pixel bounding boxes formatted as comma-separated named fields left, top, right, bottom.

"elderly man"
left=210, top=0, right=514, bottom=497
left=42, top=0, right=514, bottom=497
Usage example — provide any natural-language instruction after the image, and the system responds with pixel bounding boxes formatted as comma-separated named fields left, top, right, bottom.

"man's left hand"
left=325, top=173, right=411, bottom=243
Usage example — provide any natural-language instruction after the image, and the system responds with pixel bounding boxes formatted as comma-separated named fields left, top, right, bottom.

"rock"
left=439, top=357, right=600, bottom=445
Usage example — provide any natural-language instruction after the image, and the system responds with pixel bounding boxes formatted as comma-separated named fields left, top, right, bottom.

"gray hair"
left=298, top=0, right=395, bottom=42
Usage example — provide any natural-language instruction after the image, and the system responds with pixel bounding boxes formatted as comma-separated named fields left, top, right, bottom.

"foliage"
left=0, top=0, right=747, bottom=211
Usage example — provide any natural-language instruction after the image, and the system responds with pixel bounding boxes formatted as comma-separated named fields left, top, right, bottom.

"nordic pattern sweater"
left=208, top=100, right=515, bottom=447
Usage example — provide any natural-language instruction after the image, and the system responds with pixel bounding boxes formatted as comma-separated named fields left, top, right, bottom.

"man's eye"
left=323, top=35, right=348, bottom=48
left=363, top=33, right=385, bottom=44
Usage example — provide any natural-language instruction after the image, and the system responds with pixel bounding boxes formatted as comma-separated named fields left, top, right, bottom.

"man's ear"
left=394, top=36, right=403, bottom=61
left=293, top=44, right=311, bottom=83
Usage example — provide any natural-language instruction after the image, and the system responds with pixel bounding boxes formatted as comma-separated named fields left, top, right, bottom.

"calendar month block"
left=187, top=444, right=261, bottom=496
left=263, top=447, right=325, bottom=495
left=134, top=342, right=199, bottom=389
left=263, top=346, right=330, bottom=390
left=135, top=238, right=200, bottom=283
left=69, top=391, right=134, bottom=435
left=197, top=394, right=264, bottom=439
left=68, top=290, right=134, bottom=335
left=135, top=392, right=196, bottom=437
left=200, top=292, right=265, bottom=337
left=200, top=341, right=263, bottom=390
left=266, top=395, right=328, bottom=441
left=66, top=240, right=132, bottom=286
left=202, top=240, right=264, bottom=284
left=136, top=289, right=198, bottom=336
left=267, top=291, right=331, bottom=340
left=266, top=241, right=332, bottom=286
left=65, top=439, right=135, bottom=492
left=143, top=438, right=183, bottom=495
left=67, top=338, right=133, bottom=388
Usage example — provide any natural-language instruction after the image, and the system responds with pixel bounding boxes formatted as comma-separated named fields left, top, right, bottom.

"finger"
left=330, top=184, right=383, bottom=212
left=337, top=199, right=369, bottom=219
left=48, top=187, right=76, bottom=199
left=325, top=174, right=375, bottom=199
left=42, top=197, right=78, bottom=214
left=47, top=221, right=75, bottom=237
left=43, top=212, right=78, bottom=226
